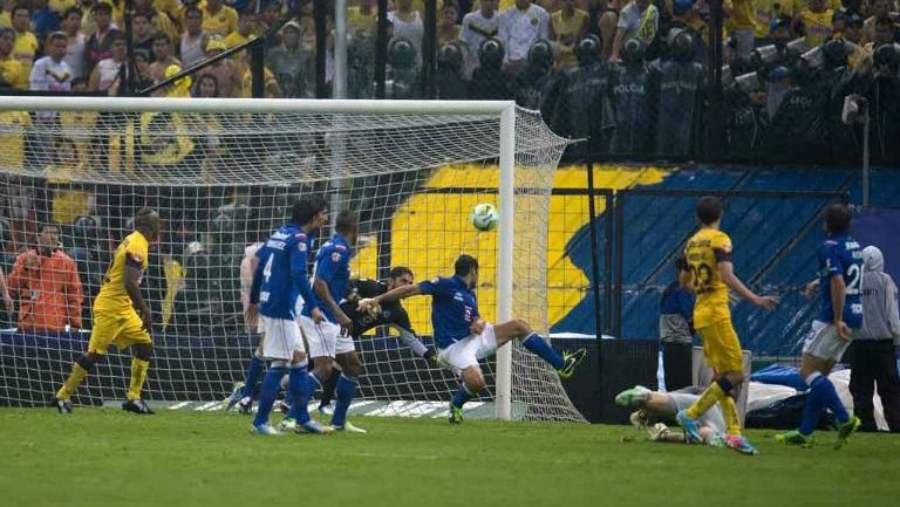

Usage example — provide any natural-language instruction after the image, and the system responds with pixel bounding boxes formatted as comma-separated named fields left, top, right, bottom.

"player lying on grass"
left=358, top=254, right=587, bottom=424
left=245, top=196, right=332, bottom=435
left=315, top=266, right=438, bottom=414
left=55, top=208, right=162, bottom=415
left=677, top=196, right=778, bottom=455
left=616, top=385, right=726, bottom=446
left=776, top=203, right=863, bottom=448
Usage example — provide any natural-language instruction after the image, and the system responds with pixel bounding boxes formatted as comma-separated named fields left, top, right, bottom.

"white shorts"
left=260, top=316, right=305, bottom=361
left=298, top=315, right=355, bottom=358
left=668, top=392, right=727, bottom=440
left=437, top=325, right=497, bottom=376
left=803, top=320, right=852, bottom=362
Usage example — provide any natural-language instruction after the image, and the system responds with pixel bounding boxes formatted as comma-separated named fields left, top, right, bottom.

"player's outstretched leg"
left=227, top=349, right=265, bottom=412
left=449, top=367, right=486, bottom=424
left=318, top=366, right=340, bottom=415
left=55, top=353, right=101, bottom=414
left=251, top=361, right=288, bottom=435
left=331, top=351, right=365, bottom=433
left=678, top=376, right=735, bottom=444
left=492, top=320, right=586, bottom=380
left=121, top=344, right=154, bottom=415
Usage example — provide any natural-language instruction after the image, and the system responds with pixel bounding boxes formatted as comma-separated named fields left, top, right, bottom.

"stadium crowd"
left=0, top=0, right=896, bottom=159
left=0, top=0, right=898, bottom=329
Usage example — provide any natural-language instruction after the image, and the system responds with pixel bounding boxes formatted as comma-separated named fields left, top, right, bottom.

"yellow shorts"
left=87, top=310, right=152, bottom=355
left=698, top=319, right=743, bottom=373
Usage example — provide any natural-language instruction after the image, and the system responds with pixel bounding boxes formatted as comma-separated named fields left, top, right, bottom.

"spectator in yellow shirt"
left=793, top=0, right=833, bottom=47
left=550, top=0, right=588, bottom=68
left=202, top=0, right=238, bottom=38
left=11, top=4, right=38, bottom=77
left=752, top=0, right=796, bottom=41
left=0, top=27, right=27, bottom=89
left=223, top=11, right=256, bottom=52
left=727, top=0, right=757, bottom=58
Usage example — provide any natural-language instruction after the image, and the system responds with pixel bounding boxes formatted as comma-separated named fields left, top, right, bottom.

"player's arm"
left=124, top=259, right=151, bottom=331
left=290, top=241, right=323, bottom=322
left=241, top=250, right=266, bottom=327
left=313, top=276, right=352, bottom=329
left=718, top=261, right=777, bottom=310
left=0, top=266, right=12, bottom=312
left=359, top=283, right=422, bottom=311
left=312, top=251, right=352, bottom=329
left=830, top=274, right=849, bottom=339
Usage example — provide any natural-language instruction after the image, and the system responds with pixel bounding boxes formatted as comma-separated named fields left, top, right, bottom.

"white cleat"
left=295, top=419, right=334, bottom=434
left=331, top=421, right=367, bottom=433
left=250, top=424, right=282, bottom=436
left=277, top=417, right=297, bottom=432
left=648, top=422, right=671, bottom=442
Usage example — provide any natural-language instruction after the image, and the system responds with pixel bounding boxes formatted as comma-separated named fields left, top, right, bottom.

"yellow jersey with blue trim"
left=685, top=228, right=733, bottom=328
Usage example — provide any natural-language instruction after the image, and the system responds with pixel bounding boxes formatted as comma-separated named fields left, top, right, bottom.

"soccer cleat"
left=615, top=385, right=652, bottom=407
left=834, top=415, right=861, bottom=450
left=557, top=348, right=587, bottom=380
left=775, top=430, right=813, bottom=448
left=224, top=382, right=245, bottom=412
left=318, top=401, right=334, bottom=416
left=122, top=399, right=154, bottom=415
left=449, top=403, right=464, bottom=425
left=277, top=417, right=297, bottom=432
left=250, top=424, right=282, bottom=436
left=648, top=422, right=670, bottom=442
left=676, top=409, right=703, bottom=443
left=724, top=434, right=758, bottom=455
left=295, top=419, right=334, bottom=434
left=629, top=409, right=649, bottom=429
left=55, top=399, right=73, bottom=414
left=331, top=421, right=367, bottom=433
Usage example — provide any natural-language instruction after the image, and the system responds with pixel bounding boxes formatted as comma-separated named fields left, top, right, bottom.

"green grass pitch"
left=2, top=408, right=898, bottom=507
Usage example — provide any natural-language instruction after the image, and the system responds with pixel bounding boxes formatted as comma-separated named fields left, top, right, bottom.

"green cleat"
left=834, top=416, right=861, bottom=450
left=448, top=403, right=464, bottom=425
left=615, top=385, right=651, bottom=407
left=558, top=348, right=587, bottom=380
left=775, top=430, right=813, bottom=448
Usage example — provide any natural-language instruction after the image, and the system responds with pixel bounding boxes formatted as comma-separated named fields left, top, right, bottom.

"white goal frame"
left=0, top=97, right=519, bottom=421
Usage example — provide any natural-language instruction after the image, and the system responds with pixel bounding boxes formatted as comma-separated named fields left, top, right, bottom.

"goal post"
left=0, top=96, right=582, bottom=422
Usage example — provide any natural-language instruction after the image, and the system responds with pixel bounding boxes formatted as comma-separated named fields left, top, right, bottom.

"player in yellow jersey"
left=676, top=196, right=778, bottom=455
left=55, top=208, right=162, bottom=414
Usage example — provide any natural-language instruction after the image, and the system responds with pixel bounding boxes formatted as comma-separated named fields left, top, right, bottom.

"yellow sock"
left=56, top=363, right=88, bottom=401
left=127, top=358, right=150, bottom=401
left=719, top=395, right=742, bottom=436
left=685, top=382, right=726, bottom=419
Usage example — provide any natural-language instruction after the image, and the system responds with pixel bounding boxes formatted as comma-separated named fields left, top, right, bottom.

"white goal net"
left=0, top=97, right=584, bottom=422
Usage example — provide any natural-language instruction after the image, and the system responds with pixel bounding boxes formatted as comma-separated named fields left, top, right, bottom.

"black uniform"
left=340, top=278, right=415, bottom=339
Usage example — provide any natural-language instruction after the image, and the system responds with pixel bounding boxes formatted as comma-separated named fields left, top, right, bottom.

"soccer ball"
left=470, top=203, right=499, bottom=232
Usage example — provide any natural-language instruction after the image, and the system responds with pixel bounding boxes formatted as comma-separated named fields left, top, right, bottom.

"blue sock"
left=290, top=371, right=323, bottom=424
left=522, top=333, right=565, bottom=369
left=331, top=374, right=358, bottom=428
left=817, top=376, right=850, bottom=424
left=241, top=353, right=265, bottom=398
left=451, top=383, right=476, bottom=409
left=253, top=366, right=288, bottom=427
left=287, top=364, right=307, bottom=420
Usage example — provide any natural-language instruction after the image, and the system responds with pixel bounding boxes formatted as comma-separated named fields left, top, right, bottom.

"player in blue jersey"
left=776, top=203, right=863, bottom=448
left=358, top=254, right=587, bottom=424
left=245, top=195, right=332, bottom=435
left=287, top=210, right=368, bottom=432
